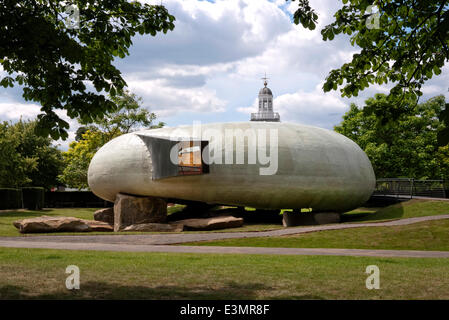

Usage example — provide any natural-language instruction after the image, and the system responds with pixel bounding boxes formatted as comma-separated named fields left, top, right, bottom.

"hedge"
left=22, top=187, right=45, bottom=210
left=44, top=191, right=112, bottom=208
left=0, top=188, right=22, bottom=210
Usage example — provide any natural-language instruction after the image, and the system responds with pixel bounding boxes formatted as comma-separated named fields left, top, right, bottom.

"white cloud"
left=54, top=130, right=77, bottom=151
left=116, top=0, right=297, bottom=118
left=122, top=0, right=292, bottom=69
left=421, top=64, right=449, bottom=101
left=275, top=87, right=348, bottom=129
left=127, top=78, right=227, bottom=117
left=118, top=0, right=356, bottom=121
left=0, top=102, right=79, bottom=150
left=1, top=0, right=449, bottom=147
left=0, top=102, right=41, bottom=120
left=238, top=83, right=348, bottom=129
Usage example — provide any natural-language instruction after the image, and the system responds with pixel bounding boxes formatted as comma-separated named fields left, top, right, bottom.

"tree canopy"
left=78, top=91, right=165, bottom=141
left=292, top=0, right=449, bottom=99
left=334, top=94, right=449, bottom=179
left=292, top=0, right=449, bottom=143
left=0, top=0, right=175, bottom=140
left=0, top=120, right=64, bottom=189
left=59, top=129, right=107, bottom=190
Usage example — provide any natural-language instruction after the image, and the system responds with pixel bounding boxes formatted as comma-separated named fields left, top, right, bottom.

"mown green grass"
left=1, top=199, right=448, bottom=237
left=0, top=207, right=283, bottom=237
left=0, top=208, right=99, bottom=237
left=0, top=206, right=184, bottom=237
left=342, top=199, right=449, bottom=222
left=183, top=219, right=449, bottom=251
left=0, top=247, right=448, bottom=299
left=184, top=200, right=449, bottom=250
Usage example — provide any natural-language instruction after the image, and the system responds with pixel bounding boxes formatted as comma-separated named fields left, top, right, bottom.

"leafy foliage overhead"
left=0, top=0, right=175, bottom=140
left=291, top=0, right=449, bottom=142
left=292, top=0, right=449, bottom=100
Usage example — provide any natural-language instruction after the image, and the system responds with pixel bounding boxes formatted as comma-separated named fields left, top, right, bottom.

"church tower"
left=250, top=75, right=280, bottom=122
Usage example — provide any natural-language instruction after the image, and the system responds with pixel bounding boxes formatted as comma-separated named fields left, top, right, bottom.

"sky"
left=1, top=0, right=449, bottom=150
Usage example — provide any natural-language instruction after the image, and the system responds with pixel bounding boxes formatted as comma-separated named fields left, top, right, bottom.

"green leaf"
left=0, top=0, right=175, bottom=139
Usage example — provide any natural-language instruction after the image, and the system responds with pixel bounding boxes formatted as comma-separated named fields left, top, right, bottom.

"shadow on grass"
left=0, top=281, right=321, bottom=300
left=341, top=202, right=405, bottom=223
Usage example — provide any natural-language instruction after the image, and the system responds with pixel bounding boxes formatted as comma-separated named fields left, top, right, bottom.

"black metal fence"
left=374, top=178, right=449, bottom=199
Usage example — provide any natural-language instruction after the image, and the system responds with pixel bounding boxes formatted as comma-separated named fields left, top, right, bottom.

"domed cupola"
left=259, top=86, right=272, bottom=95
left=251, top=75, right=280, bottom=122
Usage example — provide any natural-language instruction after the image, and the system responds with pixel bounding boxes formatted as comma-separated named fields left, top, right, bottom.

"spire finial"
left=261, top=72, right=269, bottom=87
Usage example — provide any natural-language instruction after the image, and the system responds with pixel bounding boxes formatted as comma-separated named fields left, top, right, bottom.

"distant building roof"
left=251, top=75, right=280, bottom=122
left=259, top=87, right=272, bottom=95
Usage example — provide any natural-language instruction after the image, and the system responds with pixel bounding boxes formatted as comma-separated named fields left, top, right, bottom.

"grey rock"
left=94, top=207, right=114, bottom=224
left=174, top=215, right=243, bottom=231
left=123, top=223, right=184, bottom=232
left=13, top=216, right=112, bottom=233
left=83, top=220, right=113, bottom=232
left=114, top=193, right=167, bottom=232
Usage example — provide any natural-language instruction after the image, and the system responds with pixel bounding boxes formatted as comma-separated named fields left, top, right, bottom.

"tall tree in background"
left=335, top=94, right=449, bottom=179
left=59, top=129, right=107, bottom=190
left=60, top=91, right=163, bottom=189
left=291, top=0, right=449, bottom=143
left=0, top=120, right=64, bottom=189
left=0, top=122, right=35, bottom=188
left=78, top=91, right=165, bottom=141
left=0, top=0, right=175, bottom=140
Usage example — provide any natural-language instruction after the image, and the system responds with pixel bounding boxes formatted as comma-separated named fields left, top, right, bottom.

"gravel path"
left=0, top=240, right=448, bottom=258
left=0, top=215, right=448, bottom=258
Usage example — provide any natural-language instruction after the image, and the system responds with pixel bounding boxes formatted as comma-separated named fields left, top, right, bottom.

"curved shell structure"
left=88, top=122, right=375, bottom=212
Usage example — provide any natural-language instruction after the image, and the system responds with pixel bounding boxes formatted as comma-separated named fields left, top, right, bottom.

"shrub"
left=44, top=191, right=111, bottom=208
left=0, top=188, right=22, bottom=209
left=22, top=187, right=45, bottom=210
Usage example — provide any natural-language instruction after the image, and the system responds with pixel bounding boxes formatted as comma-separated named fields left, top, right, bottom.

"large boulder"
left=13, top=216, right=113, bottom=233
left=123, top=223, right=184, bottom=232
left=114, top=193, right=167, bottom=232
left=83, top=220, right=114, bottom=232
left=94, top=207, right=114, bottom=224
left=174, top=215, right=243, bottom=231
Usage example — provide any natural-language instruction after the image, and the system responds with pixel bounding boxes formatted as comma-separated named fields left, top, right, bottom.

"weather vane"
left=261, top=72, right=269, bottom=87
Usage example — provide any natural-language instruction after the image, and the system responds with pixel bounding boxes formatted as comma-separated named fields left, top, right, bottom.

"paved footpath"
left=0, top=215, right=448, bottom=258
left=0, top=240, right=449, bottom=258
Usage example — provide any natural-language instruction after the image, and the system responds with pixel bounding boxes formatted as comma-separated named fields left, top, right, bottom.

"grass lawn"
left=183, top=219, right=449, bottom=251
left=0, top=207, right=283, bottom=237
left=341, top=199, right=449, bottom=222
left=0, top=247, right=448, bottom=299
left=1, top=199, right=447, bottom=237
left=0, top=208, right=99, bottom=237
left=182, top=200, right=449, bottom=250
